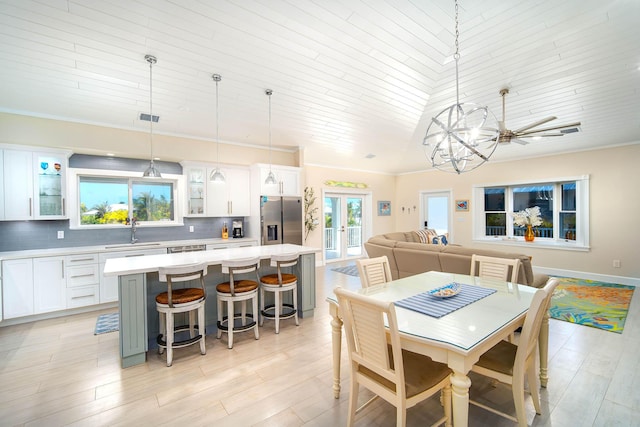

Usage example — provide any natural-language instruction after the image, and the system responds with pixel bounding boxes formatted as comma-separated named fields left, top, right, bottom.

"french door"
left=323, top=193, right=365, bottom=262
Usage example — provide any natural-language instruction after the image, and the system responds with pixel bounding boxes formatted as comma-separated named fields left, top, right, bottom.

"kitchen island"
left=104, top=243, right=319, bottom=368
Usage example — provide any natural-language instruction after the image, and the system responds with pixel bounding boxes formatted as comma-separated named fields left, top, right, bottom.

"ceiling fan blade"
left=512, top=116, right=557, bottom=133
left=517, top=121, right=582, bottom=136
left=517, top=133, right=565, bottom=138
left=511, top=137, right=529, bottom=145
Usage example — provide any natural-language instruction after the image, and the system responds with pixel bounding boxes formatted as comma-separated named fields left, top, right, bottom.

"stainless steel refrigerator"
left=260, top=195, right=303, bottom=245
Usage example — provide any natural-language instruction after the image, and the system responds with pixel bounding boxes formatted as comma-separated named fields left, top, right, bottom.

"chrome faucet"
left=126, top=217, right=138, bottom=244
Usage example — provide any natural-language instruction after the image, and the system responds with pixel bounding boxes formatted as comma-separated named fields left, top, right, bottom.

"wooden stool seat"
left=156, top=288, right=204, bottom=305
left=216, top=280, right=259, bottom=294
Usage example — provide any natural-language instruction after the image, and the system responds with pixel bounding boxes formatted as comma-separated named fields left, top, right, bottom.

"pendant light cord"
left=267, top=89, right=273, bottom=172
left=215, top=76, right=220, bottom=168
left=149, top=56, right=154, bottom=161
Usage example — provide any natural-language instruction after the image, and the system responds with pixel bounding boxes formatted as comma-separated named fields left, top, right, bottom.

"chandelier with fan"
left=496, top=88, right=582, bottom=145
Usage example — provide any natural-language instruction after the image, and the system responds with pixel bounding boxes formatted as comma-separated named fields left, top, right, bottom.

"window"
left=70, top=168, right=183, bottom=228
left=473, top=176, right=589, bottom=249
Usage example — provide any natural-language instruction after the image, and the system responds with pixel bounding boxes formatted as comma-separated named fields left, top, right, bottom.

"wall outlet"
left=613, top=259, right=621, bottom=268
left=57, top=230, right=64, bottom=239
left=189, top=226, right=194, bottom=233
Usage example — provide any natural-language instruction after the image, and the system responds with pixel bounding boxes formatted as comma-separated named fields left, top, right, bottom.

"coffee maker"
left=232, top=219, right=243, bottom=238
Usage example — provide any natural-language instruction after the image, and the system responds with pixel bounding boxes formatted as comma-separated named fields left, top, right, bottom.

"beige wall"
left=0, top=113, right=298, bottom=167
left=2, top=112, right=638, bottom=280
left=393, top=144, right=640, bottom=280
left=302, top=165, right=396, bottom=252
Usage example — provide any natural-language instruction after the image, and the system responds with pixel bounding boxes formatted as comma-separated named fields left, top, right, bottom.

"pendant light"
left=142, top=54, right=161, bottom=178
left=264, top=89, right=277, bottom=185
left=209, top=74, right=226, bottom=182
left=422, top=0, right=499, bottom=174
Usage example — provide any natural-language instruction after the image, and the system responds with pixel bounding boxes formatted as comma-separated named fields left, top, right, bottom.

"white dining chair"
left=469, top=278, right=559, bottom=426
left=356, top=256, right=392, bottom=288
left=470, top=254, right=521, bottom=283
left=334, top=286, right=452, bottom=427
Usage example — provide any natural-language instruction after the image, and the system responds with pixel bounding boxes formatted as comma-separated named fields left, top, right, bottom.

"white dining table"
left=327, top=271, right=540, bottom=427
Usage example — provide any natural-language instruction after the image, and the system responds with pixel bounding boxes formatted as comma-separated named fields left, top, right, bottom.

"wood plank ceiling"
left=0, top=0, right=638, bottom=174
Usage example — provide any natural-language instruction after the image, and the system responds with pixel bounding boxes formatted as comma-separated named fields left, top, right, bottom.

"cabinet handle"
left=62, top=260, right=65, bottom=279
left=62, top=198, right=65, bottom=216
left=125, top=254, right=145, bottom=257
left=228, top=201, right=232, bottom=214
left=70, top=273, right=95, bottom=279
left=70, top=258, right=94, bottom=263
left=29, top=197, right=32, bottom=216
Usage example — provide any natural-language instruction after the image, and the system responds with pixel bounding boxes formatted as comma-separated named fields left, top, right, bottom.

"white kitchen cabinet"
left=184, top=166, right=206, bottom=216
left=206, top=166, right=251, bottom=217
left=65, top=253, right=100, bottom=308
left=2, top=149, right=33, bottom=220
left=253, top=164, right=300, bottom=197
left=99, top=248, right=166, bottom=303
left=2, top=258, right=34, bottom=319
left=1, top=146, right=70, bottom=220
left=33, top=257, right=66, bottom=314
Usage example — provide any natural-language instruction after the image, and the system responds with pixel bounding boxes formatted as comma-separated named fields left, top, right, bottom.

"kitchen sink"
left=104, top=242, right=163, bottom=249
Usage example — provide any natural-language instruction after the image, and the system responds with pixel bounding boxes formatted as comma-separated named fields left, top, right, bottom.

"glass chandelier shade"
left=209, top=73, right=226, bottom=182
left=422, top=0, right=499, bottom=174
left=142, top=54, right=161, bottom=178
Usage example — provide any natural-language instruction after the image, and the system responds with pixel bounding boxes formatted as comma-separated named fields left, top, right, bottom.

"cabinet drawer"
left=65, top=253, right=99, bottom=266
left=66, top=285, right=99, bottom=308
left=66, top=264, right=100, bottom=287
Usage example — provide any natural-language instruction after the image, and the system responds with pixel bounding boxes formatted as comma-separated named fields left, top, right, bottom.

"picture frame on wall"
left=378, top=201, right=391, bottom=216
left=455, top=199, right=469, bottom=212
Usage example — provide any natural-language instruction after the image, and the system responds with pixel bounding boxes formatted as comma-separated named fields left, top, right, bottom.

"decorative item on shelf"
left=304, top=186, right=318, bottom=241
left=142, top=54, right=161, bottom=178
left=264, top=89, right=277, bottom=185
left=210, top=73, right=226, bottom=183
left=512, top=206, right=543, bottom=242
left=422, top=0, right=499, bottom=174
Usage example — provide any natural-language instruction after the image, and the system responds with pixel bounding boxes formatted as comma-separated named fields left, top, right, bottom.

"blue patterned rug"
left=331, top=264, right=359, bottom=277
left=94, top=312, right=119, bottom=335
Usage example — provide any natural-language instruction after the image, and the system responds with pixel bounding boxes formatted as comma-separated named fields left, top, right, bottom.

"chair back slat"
left=356, top=256, right=392, bottom=288
left=335, top=287, right=404, bottom=389
left=471, top=254, right=521, bottom=283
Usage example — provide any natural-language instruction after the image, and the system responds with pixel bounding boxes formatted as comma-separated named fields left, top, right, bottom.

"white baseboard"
left=0, top=302, right=118, bottom=327
left=534, top=267, right=639, bottom=287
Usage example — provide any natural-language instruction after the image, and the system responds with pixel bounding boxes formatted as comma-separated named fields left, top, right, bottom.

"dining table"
left=326, top=271, right=543, bottom=427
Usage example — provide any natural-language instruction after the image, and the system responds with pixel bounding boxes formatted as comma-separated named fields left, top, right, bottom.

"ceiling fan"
left=496, top=88, right=581, bottom=145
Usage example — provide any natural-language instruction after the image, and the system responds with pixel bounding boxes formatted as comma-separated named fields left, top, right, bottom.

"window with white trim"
left=473, top=176, right=589, bottom=248
left=68, top=168, right=183, bottom=229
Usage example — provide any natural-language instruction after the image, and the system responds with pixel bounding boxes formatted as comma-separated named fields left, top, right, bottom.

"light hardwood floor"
left=1, top=263, right=639, bottom=426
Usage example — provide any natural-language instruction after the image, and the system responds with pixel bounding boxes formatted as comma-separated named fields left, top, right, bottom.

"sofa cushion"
left=394, top=242, right=443, bottom=278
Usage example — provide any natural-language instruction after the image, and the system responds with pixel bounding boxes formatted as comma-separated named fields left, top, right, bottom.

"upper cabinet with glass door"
left=1, top=146, right=70, bottom=220
left=184, top=165, right=206, bottom=217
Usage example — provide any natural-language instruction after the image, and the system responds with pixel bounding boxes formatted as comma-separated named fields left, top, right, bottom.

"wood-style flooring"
left=1, top=262, right=639, bottom=426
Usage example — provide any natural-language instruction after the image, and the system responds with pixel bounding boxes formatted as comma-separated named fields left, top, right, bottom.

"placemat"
left=394, top=283, right=497, bottom=318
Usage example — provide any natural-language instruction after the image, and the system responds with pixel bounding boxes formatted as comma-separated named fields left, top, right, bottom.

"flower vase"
left=524, top=224, right=535, bottom=242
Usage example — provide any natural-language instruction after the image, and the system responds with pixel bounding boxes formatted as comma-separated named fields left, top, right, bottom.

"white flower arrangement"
left=512, top=206, right=543, bottom=227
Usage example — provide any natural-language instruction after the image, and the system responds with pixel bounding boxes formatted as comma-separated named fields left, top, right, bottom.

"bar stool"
left=216, top=257, right=261, bottom=349
left=156, top=262, right=208, bottom=367
left=259, top=253, right=299, bottom=334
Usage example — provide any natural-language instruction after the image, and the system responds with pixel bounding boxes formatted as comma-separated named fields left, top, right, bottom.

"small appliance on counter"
left=232, top=219, right=244, bottom=238
left=222, top=221, right=229, bottom=239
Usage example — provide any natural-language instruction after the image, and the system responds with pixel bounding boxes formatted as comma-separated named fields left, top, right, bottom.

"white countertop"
left=103, top=244, right=320, bottom=276
left=0, top=237, right=258, bottom=261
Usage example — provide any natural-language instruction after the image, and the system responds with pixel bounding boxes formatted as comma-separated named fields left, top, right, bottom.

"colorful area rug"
left=549, top=277, right=634, bottom=334
left=331, top=264, right=359, bottom=277
left=94, top=312, right=119, bottom=335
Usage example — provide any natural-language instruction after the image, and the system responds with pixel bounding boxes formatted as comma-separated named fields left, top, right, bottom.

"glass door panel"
left=35, top=153, right=65, bottom=218
left=324, top=194, right=363, bottom=262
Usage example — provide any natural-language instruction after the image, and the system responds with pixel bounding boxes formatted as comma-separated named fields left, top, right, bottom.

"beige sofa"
left=364, top=231, right=548, bottom=288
